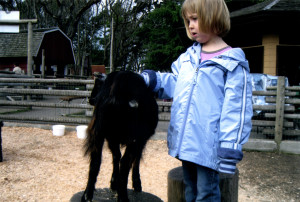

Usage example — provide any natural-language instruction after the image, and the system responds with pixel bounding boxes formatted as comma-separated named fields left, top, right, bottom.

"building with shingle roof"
left=0, top=28, right=75, bottom=77
left=225, top=0, right=300, bottom=85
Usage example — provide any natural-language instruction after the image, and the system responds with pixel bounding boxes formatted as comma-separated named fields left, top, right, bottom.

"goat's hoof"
left=81, top=192, right=92, bottom=202
left=133, top=185, right=142, bottom=192
left=110, top=183, right=118, bottom=191
left=133, top=180, right=142, bottom=192
left=118, top=198, right=129, bottom=202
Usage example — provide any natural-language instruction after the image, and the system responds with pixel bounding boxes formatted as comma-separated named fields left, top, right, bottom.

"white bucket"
left=76, top=125, right=88, bottom=139
left=52, top=125, right=65, bottom=136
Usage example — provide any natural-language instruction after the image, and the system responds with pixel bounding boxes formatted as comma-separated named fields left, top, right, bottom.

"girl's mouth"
left=191, top=32, right=197, bottom=37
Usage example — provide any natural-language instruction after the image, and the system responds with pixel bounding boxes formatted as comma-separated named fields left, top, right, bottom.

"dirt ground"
left=0, top=126, right=299, bottom=202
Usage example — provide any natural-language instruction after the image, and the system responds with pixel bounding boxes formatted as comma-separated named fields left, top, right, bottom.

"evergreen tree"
left=138, top=0, right=185, bottom=72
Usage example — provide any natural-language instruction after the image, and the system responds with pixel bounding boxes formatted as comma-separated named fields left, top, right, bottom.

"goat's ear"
left=129, top=100, right=139, bottom=108
left=94, top=73, right=106, bottom=81
left=100, top=73, right=107, bottom=81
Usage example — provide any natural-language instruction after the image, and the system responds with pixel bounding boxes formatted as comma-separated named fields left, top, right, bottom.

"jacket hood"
left=189, top=42, right=250, bottom=72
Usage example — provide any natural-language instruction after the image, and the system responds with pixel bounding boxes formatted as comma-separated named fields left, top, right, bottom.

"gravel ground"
left=1, top=126, right=299, bottom=201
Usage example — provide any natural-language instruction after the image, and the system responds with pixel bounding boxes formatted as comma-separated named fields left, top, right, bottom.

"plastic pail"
left=52, top=125, right=65, bottom=136
left=76, top=125, right=88, bottom=139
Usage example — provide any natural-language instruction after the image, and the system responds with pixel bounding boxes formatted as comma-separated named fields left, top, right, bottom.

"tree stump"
left=0, top=121, right=3, bottom=162
left=168, top=166, right=239, bottom=202
left=168, top=167, right=186, bottom=202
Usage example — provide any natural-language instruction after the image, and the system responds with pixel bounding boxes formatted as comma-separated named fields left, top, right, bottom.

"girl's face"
left=185, top=12, right=212, bottom=44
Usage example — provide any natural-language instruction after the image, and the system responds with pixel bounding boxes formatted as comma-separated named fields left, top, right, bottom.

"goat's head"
left=89, top=73, right=107, bottom=106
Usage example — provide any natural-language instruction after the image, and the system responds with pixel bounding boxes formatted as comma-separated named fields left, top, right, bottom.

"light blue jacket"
left=143, top=42, right=253, bottom=174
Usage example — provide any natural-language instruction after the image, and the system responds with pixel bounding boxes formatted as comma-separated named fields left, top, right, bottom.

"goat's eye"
left=129, top=100, right=138, bottom=108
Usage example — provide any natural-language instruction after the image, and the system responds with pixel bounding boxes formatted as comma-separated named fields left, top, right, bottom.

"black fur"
left=82, top=71, right=158, bottom=202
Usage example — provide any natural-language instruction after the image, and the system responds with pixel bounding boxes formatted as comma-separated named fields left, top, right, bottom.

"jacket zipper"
left=176, top=65, right=200, bottom=157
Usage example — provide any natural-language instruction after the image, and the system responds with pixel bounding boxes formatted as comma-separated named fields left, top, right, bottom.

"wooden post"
left=274, top=76, right=286, bottom=149
left=0, top=19, right=37, bottom=76
left=41, top=49, right=45, bottom=78
left=0, top=121, right=3, bottom=162
left=168, top=167, right=185, bottom=202
left=168, top=167, right=239, bottom=202
left=219, top=171, right=239, bottom=202
left=27, top=21, right=33, bottom=76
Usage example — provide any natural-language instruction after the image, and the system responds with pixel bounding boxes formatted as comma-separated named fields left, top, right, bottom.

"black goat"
left=81, top=71, right=159, bottom=202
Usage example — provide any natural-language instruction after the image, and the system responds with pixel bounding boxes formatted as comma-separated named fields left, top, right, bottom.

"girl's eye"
left=188, top=17, right=197, bottom=23
left=191, top=16, right=198, bottom=21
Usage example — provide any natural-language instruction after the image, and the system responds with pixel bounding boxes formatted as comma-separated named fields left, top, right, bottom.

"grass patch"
left=0, top=107, right=31, bottom=114
left=64, top=110, right=86, bottom=118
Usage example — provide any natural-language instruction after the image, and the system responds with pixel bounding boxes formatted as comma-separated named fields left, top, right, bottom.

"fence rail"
left=250, top=76, right=300, bottom=153
left=0, top=78, right=93, bottom=125
left=0, top=76, right=299, bottom=153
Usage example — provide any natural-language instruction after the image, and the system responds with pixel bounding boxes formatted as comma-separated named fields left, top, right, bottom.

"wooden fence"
left=0, top=78, right=94, bottom=124
left=250, top=76, right=300, bottom=153
left=0, top=76, right=299, bottom=153
left=0, top=77, right=171, bottom=125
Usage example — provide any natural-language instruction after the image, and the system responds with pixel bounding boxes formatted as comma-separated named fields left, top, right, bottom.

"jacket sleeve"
left=218, top=65, right=253, bottom=174
left=141, top=53, right=183, bottom=99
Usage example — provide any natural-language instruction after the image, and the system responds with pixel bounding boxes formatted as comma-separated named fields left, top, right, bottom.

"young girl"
left=142, top=0, right=253, bottom=201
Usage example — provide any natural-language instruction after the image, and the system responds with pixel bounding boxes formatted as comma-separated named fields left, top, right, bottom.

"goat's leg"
left=81, top=139, right=104, bottom=202
left=108, top=142, right=121, bottom=191
left=132, top=144, right=144, bottom=192
left=117, top=145, right=136, bottom=202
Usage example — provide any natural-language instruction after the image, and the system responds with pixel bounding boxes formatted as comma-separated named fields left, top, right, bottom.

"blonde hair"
left=181, top=0, right=230, bottom=39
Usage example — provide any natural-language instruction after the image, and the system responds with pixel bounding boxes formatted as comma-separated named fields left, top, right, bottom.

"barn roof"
left=0, top=30, right=42, bottom=57
left=231, top=0, right=300, bottom=18
left=228, top=0, right=300, bottom=36
left=0, top=28, right=75, bottom=64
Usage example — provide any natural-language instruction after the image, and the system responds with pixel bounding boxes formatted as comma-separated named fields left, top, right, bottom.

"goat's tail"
left=83, top=116, right=98, bottom=157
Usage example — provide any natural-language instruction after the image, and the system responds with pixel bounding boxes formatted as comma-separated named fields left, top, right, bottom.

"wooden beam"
left=252, top=120, right=293, bottom=128
left=253, top=104, right=295, bottom=112
left=274, top=77, right=286, bottom=147
left=263, top=129, right=300, bottom=136
left=265, top=113, right=300, bottom=119
left=0, top=100, right=93, bottom=109
left=0, top=115, right=90, bottom=124
left=27, top=21, right=33, bottom=76
left=267, top=86, right=300, bottom=91
left=0, top=78, right=94, bottom=84
left=0, top=88, right=91, bottom=97
left=253, top=91, right=297, bottom=96
left=0, top=19, right=37, bottom=24
left=266, top=97, right=300, bottom=105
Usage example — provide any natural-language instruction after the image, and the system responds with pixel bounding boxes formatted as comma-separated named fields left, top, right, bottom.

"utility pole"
left=110, top=17, right=114, bottom=73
